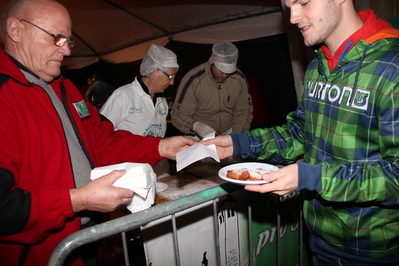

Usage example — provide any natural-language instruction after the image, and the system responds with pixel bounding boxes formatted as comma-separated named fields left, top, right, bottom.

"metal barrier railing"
left=48, top=182, right=242, bottom=266
left=48, top=181, right=306, bottom=266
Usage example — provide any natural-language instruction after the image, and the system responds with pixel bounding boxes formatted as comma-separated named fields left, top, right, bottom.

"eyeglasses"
left=157, top=68, right=176, bottom=80
left=20, top=19, right=75, bottom=48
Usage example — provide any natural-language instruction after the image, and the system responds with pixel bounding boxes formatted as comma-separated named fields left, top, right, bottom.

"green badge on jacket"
left=73, top=100, right=90, bottom=118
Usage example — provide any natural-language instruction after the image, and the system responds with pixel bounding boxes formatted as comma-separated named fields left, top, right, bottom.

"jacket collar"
left=319, top=9, right=393, bottom=71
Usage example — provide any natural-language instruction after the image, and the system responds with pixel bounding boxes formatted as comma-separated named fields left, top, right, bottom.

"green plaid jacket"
left=232, top=31, right=399, bottom=260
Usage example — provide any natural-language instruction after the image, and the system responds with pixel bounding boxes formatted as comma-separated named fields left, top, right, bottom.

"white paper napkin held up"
left=176, top=132, right=220, bottom=172
left=90, top=162, right=156, bottom=213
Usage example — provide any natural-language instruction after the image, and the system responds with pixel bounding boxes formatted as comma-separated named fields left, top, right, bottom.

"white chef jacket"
left=100, top=77, right=168, bottom=137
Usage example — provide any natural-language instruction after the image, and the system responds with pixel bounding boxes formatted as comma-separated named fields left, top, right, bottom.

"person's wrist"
left=190, top=121, right=197, bottom=132
left=70, top=187, right=85, bottom=213
left=158, top=138, right=167, bottom=158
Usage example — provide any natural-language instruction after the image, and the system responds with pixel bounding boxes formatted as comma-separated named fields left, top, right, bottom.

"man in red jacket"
left=0, top=0, right=196, bottom=265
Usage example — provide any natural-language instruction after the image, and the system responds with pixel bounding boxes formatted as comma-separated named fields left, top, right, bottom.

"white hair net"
left=140, top=44, right=179, bottom=76
left=208, top=41, right=238, bottom=74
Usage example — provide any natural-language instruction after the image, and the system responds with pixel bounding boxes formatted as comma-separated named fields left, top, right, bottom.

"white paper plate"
left=218, top=162, right=279, bottom=185
left=155, top=182, right=168, bottom=192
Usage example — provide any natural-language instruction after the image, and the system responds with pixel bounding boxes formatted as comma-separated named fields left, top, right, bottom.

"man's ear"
left=6, top=17, right=22, bottom=43
left=149, top=69, right=158, bottom=79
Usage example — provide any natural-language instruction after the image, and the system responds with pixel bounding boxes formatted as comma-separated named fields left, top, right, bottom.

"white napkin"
left=90, top=162, right=156, bottom=213
left=176, top=132, right=220, bottom=172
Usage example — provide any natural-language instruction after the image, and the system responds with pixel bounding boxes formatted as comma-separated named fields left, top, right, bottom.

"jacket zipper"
left=60, top=80, right=95, bottom=169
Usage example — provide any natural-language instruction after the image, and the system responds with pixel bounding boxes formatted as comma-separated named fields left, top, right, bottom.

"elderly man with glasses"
left=101, top=44, right=178, bottom=140
left=0, top=1, right=196, bottom=265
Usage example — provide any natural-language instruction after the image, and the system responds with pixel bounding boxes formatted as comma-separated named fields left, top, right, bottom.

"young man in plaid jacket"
left=204, top=0, right=399, bottom=265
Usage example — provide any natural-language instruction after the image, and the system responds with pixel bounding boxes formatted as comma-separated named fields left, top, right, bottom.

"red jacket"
left=0, top=44, right=163, bottom=266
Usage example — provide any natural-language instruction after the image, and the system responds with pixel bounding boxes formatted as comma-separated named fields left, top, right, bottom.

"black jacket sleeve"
left=0, top=167, right=31, bottom=236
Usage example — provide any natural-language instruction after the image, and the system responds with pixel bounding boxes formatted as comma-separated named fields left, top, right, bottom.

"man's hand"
left=158, top=136, right=198, bottom=160
left=193, top=121, right=216, bottom=138
left=70, top=170, right=134, bottom=213
left=201, top=135, right=234, bottom=159
left=244, top=164, right=298, bottom=196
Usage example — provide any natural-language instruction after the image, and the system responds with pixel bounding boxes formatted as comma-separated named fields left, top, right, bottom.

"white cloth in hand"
left=176, top=132, right=219, bottom=171
left=90, top=163, right=156, bottom=213
left=193, top=121, right=216, bottom=138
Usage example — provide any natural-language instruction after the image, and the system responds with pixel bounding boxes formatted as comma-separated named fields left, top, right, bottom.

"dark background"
left=65, top=34, right=298, bottom=130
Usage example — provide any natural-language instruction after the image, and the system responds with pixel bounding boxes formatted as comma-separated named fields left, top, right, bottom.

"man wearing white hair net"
left=101, top=44, right=178, bottom=138
left=101, top=44, right=179, bottom=176
left=171, top=41, right=253, bottom=139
